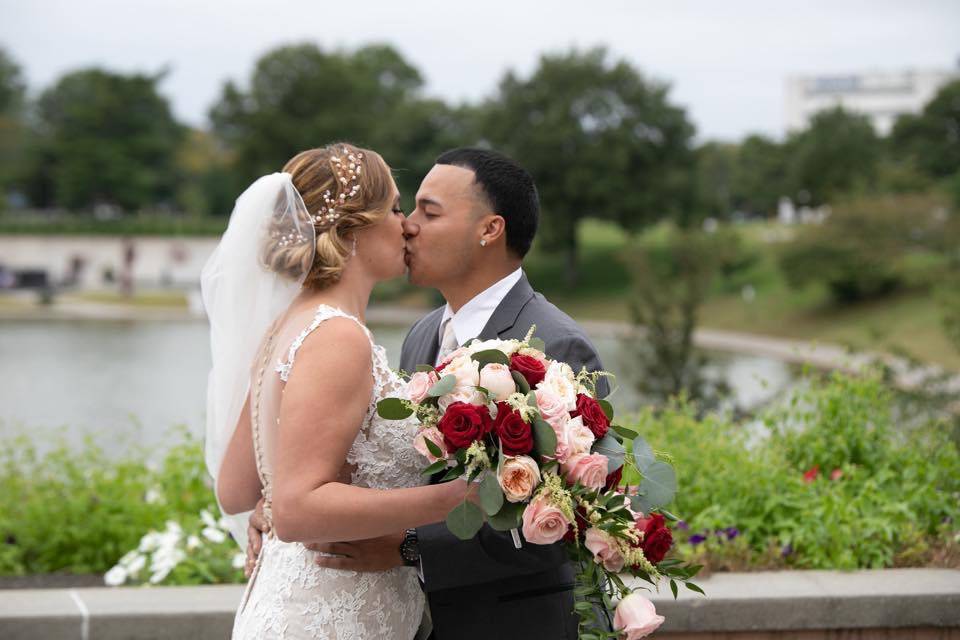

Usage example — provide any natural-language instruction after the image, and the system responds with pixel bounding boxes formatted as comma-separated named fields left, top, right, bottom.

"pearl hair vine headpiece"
left=314, top=147, right=364, bottom=229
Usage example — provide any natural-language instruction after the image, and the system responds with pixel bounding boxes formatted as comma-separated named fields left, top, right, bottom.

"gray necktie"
left=436, top=318, right=458, bottom=365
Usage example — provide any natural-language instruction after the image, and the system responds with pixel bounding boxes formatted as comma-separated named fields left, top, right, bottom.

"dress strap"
left=275, top=304, right=373, bottom=381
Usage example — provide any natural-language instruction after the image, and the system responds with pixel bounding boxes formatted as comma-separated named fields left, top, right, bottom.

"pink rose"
left=479, top=363, right=517, bottom=402
left=407, top=371, right=439, bottom=404
left=497, top=455, right=541, bottom=503
left=535, top=388, right=571, bottom=433
left=613, top=593, right=665, bottom=639
left=521, top=496, right=572, bottom=545
left=413, top=427, right=449, bottom=463
left=584, top=527, right=625, bottom=572
left=561, top=453, right=609, bottom=490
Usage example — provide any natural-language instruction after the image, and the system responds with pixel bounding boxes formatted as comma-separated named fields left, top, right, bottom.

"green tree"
left=479, top=48, right=696, bottom=285
left=25, top=68, right=183, bottom=211
left=891, top=80, right=960, bottom=179
left=0, top=47, right=27, bottom=209
left=787, top=107, right=882, bottom=206
left=209, top=43, right=457, bottom=209
left=732, top=134, right=792, bottom=216
left=693, top=141, right=737, bottom=219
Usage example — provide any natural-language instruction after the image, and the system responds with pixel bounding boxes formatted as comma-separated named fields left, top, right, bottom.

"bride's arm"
left=272, top=319, right=471, bottom=544
left=216, top=394, right=263, bottom=514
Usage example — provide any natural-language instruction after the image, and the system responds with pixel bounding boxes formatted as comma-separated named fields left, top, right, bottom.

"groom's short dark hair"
left=436, top=147, right=539, bottom=259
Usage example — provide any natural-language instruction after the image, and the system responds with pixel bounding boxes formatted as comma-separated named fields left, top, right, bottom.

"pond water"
left=0, top=318, right=794, bottom=454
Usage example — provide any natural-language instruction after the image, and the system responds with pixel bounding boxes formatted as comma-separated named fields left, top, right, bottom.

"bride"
left=202, top=144, right=472, bottom=639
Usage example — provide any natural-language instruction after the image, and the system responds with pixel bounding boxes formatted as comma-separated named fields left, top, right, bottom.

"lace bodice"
left=233, top=304, right=425, bottom=640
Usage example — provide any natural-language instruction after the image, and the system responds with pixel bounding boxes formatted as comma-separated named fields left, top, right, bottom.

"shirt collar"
left=439, top=268, right=524, bottom=347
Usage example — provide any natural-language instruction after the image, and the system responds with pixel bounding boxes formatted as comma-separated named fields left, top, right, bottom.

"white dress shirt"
left=436, top=268, right=524, bottom=360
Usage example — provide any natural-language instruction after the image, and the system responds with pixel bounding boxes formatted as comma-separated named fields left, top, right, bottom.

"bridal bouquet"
left=377, top=328, right=703, bottom=639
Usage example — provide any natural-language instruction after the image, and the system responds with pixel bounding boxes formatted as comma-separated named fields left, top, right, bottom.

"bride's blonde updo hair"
left=263, top=143, right=395, bottom=289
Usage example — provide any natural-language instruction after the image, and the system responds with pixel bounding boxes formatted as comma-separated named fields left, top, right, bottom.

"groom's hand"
left=309, top=532, right=406, bottom=572
left=244, top=498, right=269, bottom=578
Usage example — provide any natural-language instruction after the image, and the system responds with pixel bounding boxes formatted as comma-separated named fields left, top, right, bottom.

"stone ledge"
left=0, top=569, right=957, bottom=639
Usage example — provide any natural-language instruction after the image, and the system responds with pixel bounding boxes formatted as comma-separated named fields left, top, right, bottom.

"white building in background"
left=785, top=63, right=958, bottom=135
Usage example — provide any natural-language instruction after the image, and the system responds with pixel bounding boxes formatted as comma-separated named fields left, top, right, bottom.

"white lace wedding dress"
left=232, top=304, right=426, bottom=640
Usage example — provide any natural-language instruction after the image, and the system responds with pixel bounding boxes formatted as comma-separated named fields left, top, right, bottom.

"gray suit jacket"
left=399, top=273, right=609, bottom=640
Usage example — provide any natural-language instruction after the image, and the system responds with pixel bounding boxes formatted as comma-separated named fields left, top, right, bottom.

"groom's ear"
left=480, top=214, right=506, bottom=245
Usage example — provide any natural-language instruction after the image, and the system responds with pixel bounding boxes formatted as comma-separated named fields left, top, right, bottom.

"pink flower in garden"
left=802, top=465, right=820, bottom=483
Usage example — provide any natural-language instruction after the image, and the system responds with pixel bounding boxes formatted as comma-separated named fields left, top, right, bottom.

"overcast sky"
left=2, top=0, right=958, bottom=141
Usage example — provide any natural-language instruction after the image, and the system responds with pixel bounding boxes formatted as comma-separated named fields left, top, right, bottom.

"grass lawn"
left=69, top=290, right=190, bottom=308
left=525, top=220, right=960, bottom=371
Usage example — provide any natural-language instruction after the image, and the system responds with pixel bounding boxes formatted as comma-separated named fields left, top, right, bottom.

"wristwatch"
left=399, top=529, right=420, bottom=567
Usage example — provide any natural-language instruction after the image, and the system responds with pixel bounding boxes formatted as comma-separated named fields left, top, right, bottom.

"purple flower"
left=676, top=520, right=689, bottom=531
left=688, top=534, right=706, bottom=546
left=781, top=543, right=793, bottom=557
left=725, top=527, right=740, bottom=540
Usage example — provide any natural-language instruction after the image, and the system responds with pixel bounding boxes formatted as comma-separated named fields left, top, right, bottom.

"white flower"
left=200, top=510, right=218, bottom=529
left=144, top=487, right=164, bottom=504
left=125, top=554, right=146, bottom=576
left=438, top=387, right=486, bottom=412
left=202, top=527, right=227, bottom=544
left=232, top=553, right=246, bottom=570
left=536, top=361, right=578, bottom=411
left=467, top=338, right=521, bottom=356
left=186, top=535, right=202, bottom=550
left=137, top=532, right=162, bottom=553
left=104, top=565, right=128, bottom=587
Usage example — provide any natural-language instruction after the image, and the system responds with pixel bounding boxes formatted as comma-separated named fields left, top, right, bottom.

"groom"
left=248, top=148, right=609, bottom=639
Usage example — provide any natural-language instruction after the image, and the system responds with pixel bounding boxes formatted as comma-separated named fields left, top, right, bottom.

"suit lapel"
left=477, top=273, right=536, bottom=341
left=419, top=308, right=444, bottom=368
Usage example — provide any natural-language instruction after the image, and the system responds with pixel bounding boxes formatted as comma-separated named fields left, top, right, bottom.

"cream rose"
left=407, top=370, right=439, bottom=404
left=479, top=363, right=517, bottom=401
left=521, top=495, right=572, bottom=545
left=613, top=593, right=665, bottom=639
left=438, top=387, right=487, bottom=412
left=413, top=427, right=449, bottom=463
left=561, top=453, right=609, bottom=490
left=497, top=455, right=542, bottom=503
left=536, top=361, right=578, bottom=411
left=584, top=527, right=625, bottom=572
left=443, top=354, right=480, bottom=389
left=562, top=416, right=596, bottom=458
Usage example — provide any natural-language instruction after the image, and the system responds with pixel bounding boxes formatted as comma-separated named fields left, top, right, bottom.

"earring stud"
left=480, top=239, right=487, bottom=247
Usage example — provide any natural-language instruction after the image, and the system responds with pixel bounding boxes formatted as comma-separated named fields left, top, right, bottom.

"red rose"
left=642, top=526, right=674, bottom=564
left=572, top=394, right=609, bottom=439
left=438, top=402, right=492, bottom=451
left=509, top=354, right=547, bottom=387
left=630, top=513, right=673, bottom=566
left=604, top=466, right=623, bottom=491
left=493, top=402, right=534, bottom=456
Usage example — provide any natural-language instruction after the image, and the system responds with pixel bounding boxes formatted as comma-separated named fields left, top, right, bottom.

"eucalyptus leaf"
left=528, top=337, right=546, bottom=353
left=612, top=425, right=638, bottom=440
left=377, top=398, right=414, bottom=420
left=478, top=473, right=505, bottom=516
left=637, top=461, right=677, bottom=510
left=472, top=349, right=510, bottom=369
left=445, top=501, right=485, bottom=540
left=511, top=370, right=531, bottom=394
left=686, top=582, right=706, bottom=596
left=532, top=417, right=557, bottom=457
left=427, top=375, right=457, bottom=397
left=415, top=364, right=436, bottom=373
left=632, top=435, right=656, bottom=473
left=487, top=501, right=525, bottom=531
left=597, top=398, right=614, bottom=421
left=592, top=433, right=625, bottom=474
